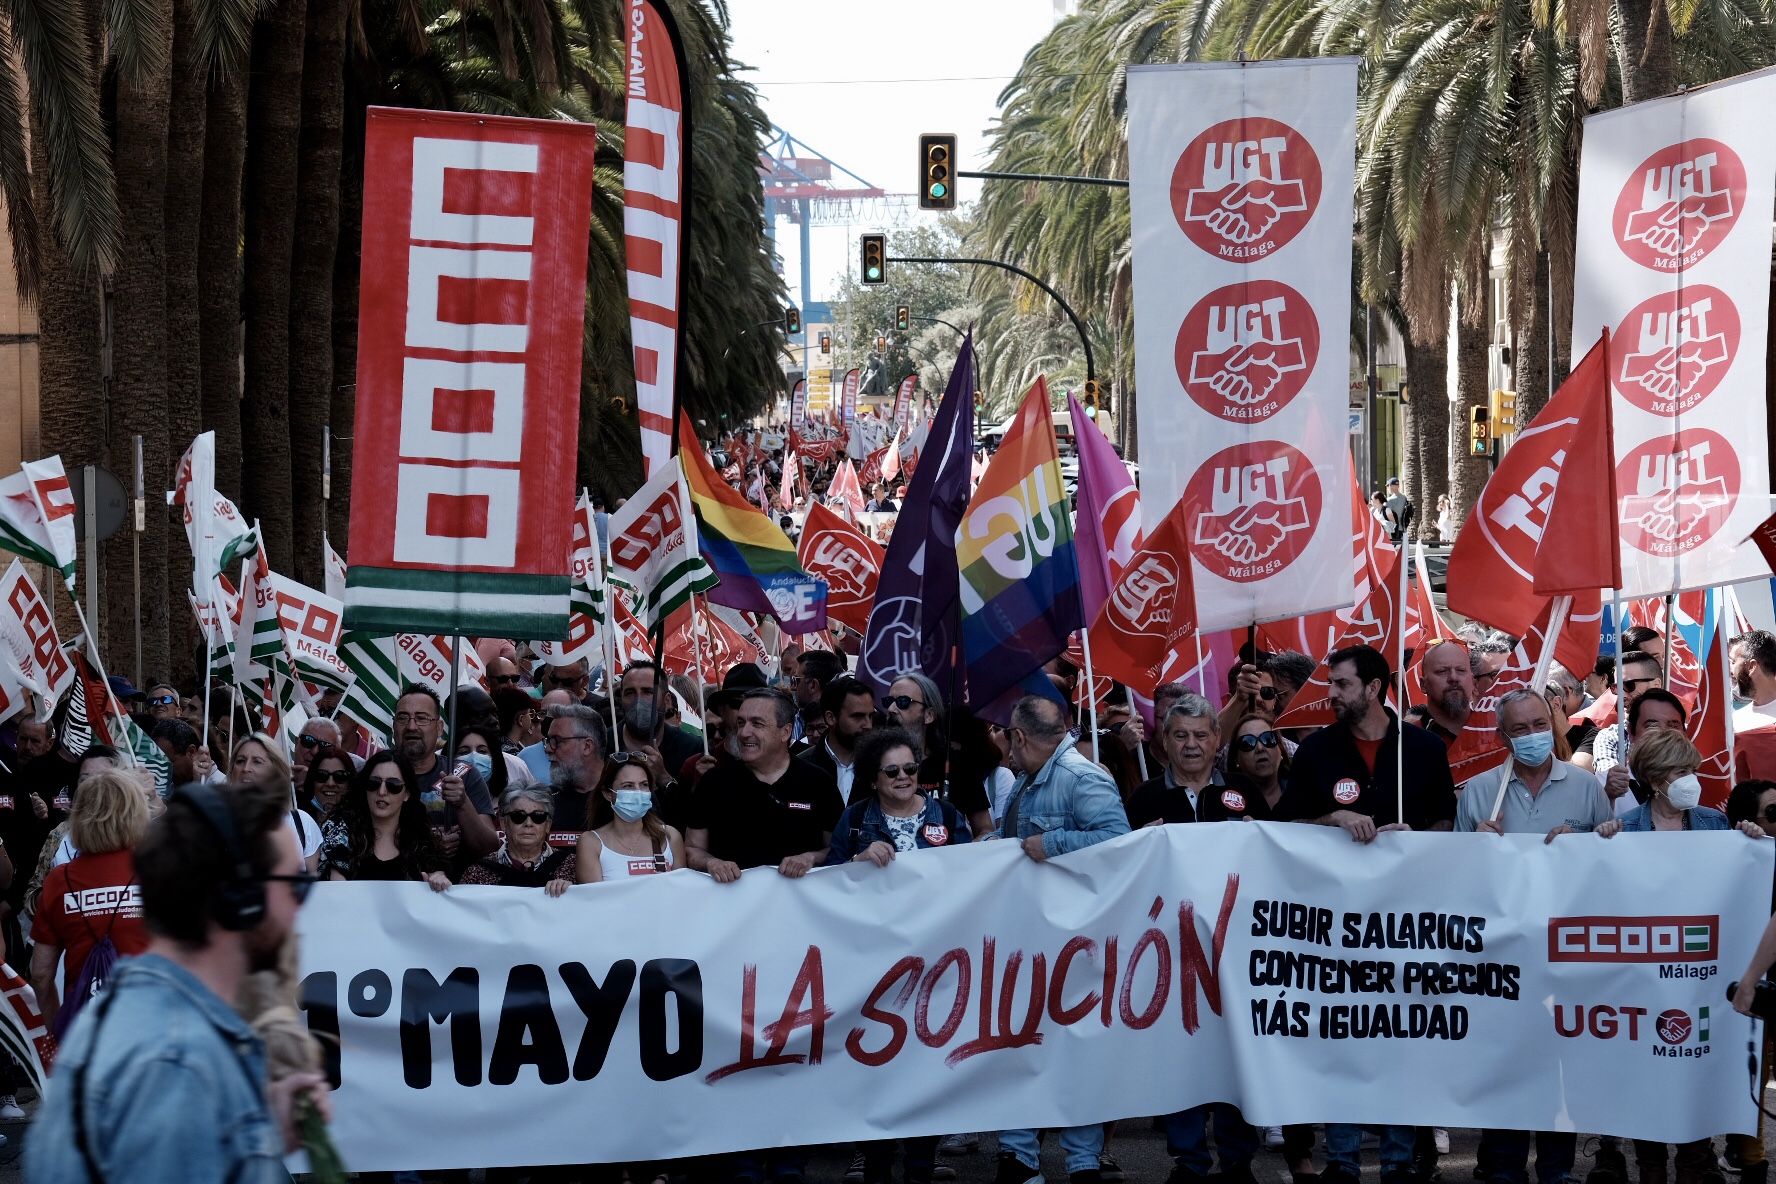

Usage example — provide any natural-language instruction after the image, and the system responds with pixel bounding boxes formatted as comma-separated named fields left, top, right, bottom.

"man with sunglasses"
left=27, top=779, right=329, bottom=1183
left=291, top=718, right=355, bottom=788
left=144, top=683, right=182, bottom=722
left=1590, top=650, right=1667, bottom=806
left=486, top=654, right=525, bottom=689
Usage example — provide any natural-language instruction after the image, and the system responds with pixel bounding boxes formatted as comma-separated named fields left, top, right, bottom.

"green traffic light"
left=867, top=266, right=882, bottom=280
left=930, top=182, right=947, bottom=199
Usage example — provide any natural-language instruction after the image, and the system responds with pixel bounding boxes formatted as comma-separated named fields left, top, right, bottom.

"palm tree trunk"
left=287, top=0, right=346, bottom=589
left=108, top=0, right=175, bottom=682
left=163, top=0, right=206, bottom=684
left=199, top=65, right=247, bottom=502
left=1615, top=0, right=1676, bottom=105
left=240, top=0, right=307, bottom=571
left=1405, top=332, right=1449, bottom=543
left=1516, top=249, right=1552, bottom=426
left=1449, top=295, right=1493, bottom=528
left=329, top=82, right=366, bottom=553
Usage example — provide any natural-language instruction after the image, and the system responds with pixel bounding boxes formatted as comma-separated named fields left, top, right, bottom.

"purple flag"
left=859, top=337, right=977, bottom=699
left=1067, top=394, right=1140, bottom=621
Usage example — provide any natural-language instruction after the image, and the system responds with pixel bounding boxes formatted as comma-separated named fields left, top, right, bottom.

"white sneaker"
left=0, top=1095, right=25, bottom=1121
left=1264, top=1127, right=1286, bottom=1149
left=1434, top=1128, right=1451, bottom=1155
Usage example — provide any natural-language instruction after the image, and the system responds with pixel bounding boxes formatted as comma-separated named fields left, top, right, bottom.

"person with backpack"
left=28, top=770, right=152, bottom=1037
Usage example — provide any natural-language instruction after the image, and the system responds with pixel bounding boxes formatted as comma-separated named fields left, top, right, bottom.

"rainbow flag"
left=677, top=411, right=828, bottom=634
left=956, top=378, right=1081, bottom=722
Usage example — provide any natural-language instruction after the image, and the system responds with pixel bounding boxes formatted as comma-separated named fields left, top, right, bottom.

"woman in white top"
left=576, top=754, right=685, bottom=881
left=1436, top=492, right=1456, bottom=542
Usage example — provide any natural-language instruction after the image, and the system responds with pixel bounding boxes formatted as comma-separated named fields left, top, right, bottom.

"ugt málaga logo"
left=1183, top=441, right=1322, bottom=582
left=1612, top=139, right=1745, bottom=271
left=1616, top=427, right=1741, bottom=557
left=1612, top=285, right=1739, bottom=417
left=1170, top=118, right=1322, bottom=260
left=1174, top=279, right=1319, bottom=423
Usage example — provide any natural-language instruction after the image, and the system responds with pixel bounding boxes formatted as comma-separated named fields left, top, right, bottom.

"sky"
left=724, top=0, right=1064, bottom=307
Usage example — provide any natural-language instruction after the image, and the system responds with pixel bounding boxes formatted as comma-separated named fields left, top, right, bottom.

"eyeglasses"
left=879, top=762, right=919, bottom=779
left=882, top=695, right=925, bottom=711
left=316, top=768, right=352, bottom=784
left=504, top=810, right=551, bottom=825
left=489, top=673, right=522, bottom=686
left=1235, top=731, right=1281, bottom=751
left=1624, top=677, right=1660, bottom=691
left=1253, top=687, right=1278, bottom=702
left=543, top=733, right=589, bottom=749
left=297, top=734, right=334, bottom=751
left=368, top=778, right=406, bottom=795
left=393, top=712, right=436, bottom=726
left=148, top=694, right=178, bottom=707
left=261, top=872, right=317, bottom=904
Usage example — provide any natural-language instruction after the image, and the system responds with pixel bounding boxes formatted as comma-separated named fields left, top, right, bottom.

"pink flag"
left=829, top=458, right=866, bottom=517
left=1068, top=394, right=1141, bottom=622
left=778, top=452, right=796, bottom=512
left=881, top=425, right=903, bottom=483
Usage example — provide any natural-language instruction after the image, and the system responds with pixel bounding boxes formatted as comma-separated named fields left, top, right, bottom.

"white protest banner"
left=268, top=574, right=353, bottom=692
left=297, top=824, right=1766, bottom=1174
left=1126, top=60, right=1357, bottom=630
left=0, top=561, right=72, bottom=721
left=1570, top=66, right=1776, bottom=597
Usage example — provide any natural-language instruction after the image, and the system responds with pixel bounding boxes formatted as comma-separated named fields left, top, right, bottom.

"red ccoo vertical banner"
left=624, top=0, right=690, bottom=476
left=344, top=107, right=595, bottom=639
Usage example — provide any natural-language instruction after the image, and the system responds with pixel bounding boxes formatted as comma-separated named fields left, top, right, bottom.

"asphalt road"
left=1, top=1108, right=1772, bottom=1184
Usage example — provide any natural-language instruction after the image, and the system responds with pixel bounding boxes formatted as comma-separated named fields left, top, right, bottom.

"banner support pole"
left=447, top=635, right=461, bottom=766
left=1397, top=548, right=1407, bottom=828
left=689, top=594, right=711, bottom=756
left=1194, top=633, right=1207, bottom=697
left=1078, top=626, right=1102, bottom=764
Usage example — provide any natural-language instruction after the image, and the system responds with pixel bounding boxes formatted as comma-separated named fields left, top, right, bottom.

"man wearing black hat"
left=708, top=662, right=770, bottom=756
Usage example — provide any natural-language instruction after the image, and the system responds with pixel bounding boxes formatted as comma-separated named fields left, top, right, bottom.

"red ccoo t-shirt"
left=32, top=849, right=150, bottom=997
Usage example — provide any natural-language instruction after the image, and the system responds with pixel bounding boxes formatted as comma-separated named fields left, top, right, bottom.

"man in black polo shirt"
left=687, top=688, right=841, bottom=882
left=1127, top=694, right=1243, bottom=826
left=1285, top=644, right=1457, bottom=837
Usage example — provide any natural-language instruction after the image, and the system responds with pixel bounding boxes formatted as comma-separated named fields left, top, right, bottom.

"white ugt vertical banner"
left=1126, top=60, right=1358, bottom=630
left=1570, top=67, right=1776, bottom=598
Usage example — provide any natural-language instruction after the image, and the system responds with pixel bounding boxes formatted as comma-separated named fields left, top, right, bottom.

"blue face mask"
left=1508, top=730, right=1554, bottom=768
left=613, top=788, right=653, bottom=822
left=461, top=751, right=493, bottom=782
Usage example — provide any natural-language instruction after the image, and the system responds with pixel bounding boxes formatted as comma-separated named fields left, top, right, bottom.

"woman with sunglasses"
left=298, top=749, right=353, bottom=822
left=319, top=752, right=450, bottom=890
left=577, top=754, right=685, bottom=882
left=1225, top=715, right=1292, bottom=820
left=461, top=787, right=576, bottom=894
left=826, top=728, right=972, bottom=867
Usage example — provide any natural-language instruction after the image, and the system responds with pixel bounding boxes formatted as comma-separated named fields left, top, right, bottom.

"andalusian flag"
left=957, top=378, right=1081, bottom=723
left=678, top=411, right=827, bottom=635
left=607, top=455, right=716, bottom=631
left=338, top=633, right=401, bottom=749
left=0, top=456, right=77, bottom=589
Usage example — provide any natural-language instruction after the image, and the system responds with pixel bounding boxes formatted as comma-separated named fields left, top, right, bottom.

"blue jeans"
left=1477, top=1130, right=1576, bottom=1184
left=1164, top=1104, right=1259, bottom=1174
left=1325, top=1125, right=1416, bottom=1173
left=999, top=1125, right=1106, bottom=1176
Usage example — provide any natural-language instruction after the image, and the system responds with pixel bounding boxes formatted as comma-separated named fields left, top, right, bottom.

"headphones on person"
left=170, top=781, right=265, bottom=931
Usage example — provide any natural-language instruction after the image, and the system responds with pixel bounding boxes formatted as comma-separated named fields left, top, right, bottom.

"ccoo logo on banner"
left=1126, top=60, right=1357, bottom=629
left=1572, top=73, right=1776, bottom=597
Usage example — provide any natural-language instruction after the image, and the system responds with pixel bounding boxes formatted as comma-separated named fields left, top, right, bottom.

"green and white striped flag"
left=0, top=457, right=77, bottom=589
left=606, top=455, right=715, bottom=631
left=337, top=633, right=401, bottom=749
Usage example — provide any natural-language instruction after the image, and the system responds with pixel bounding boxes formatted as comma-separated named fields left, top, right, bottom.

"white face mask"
left=1664, top=773, right=1703, bottom=812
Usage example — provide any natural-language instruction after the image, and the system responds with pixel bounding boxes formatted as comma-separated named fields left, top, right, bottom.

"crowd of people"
left=15, top=616, right=1776, bottom=1184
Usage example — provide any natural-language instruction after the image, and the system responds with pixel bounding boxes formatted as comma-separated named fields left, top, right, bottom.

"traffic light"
left=1489, top=388, right=1518, bottom=435
left=819, top=332, right=832, bottom=355
left=919, top=133, right=957, bottom=210
left=1469, top=405, right=1492, bottom=457
left=896, top=305, right=910, bottom=333
left=785, top=306, right=801, bottom=335
left=860, top=234, right=887, bottom=285
left=1083, top=379, right=1101, bottom=417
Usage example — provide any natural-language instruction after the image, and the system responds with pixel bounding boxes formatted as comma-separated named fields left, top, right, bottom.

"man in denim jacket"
left=993, top=695, right=1130, bottom=1184
left=28, top=780, right=328, bottom=1183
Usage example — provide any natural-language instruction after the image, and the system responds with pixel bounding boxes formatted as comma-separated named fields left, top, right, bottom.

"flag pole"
left=1397, top=546, right=1406, bottom=828
left=446, top=635, right=461, bottom=765
left=67, top=598, right=138, bottom=767
left=603, top=535, right=622, bottom=749
left=1078, top=627, right=1102, bottom=758
left=1194, top=633, right=1207, bottom=697
left=688, top=594, right=711, bottom=756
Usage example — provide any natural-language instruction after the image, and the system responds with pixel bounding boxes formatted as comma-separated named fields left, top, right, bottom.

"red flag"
left=1087, top=499, right=1198, bottom=693
left=1534, top=333, right=1618, bottom=595
left=1259, top=462, right=1394, bottom=660
left=1753, top=511, right=1776, bottom=575
left=859, top=446, right=887, bottom=488
left=661, top=602, right=764, bottom=683
left=796, top=502, right=884, bottom=634
left=828, top=459, right=865, bottom=517
left=1446, top=335, right=1609, bottom=675
left=1690, top=594, right=1732, bottom=809
left=1273, top=551, right=1405, bottom=729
